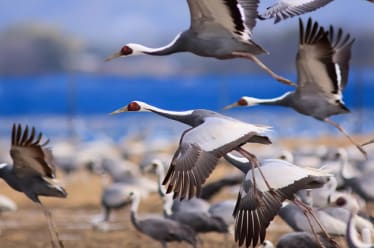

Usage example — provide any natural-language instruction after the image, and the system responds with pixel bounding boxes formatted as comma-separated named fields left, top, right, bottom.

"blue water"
left=0, top=71, right=373, bottom=115
left=0, top=72, right=373, bottom=140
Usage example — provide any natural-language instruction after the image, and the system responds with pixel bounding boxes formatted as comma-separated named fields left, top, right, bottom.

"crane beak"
left=104, top=52, right=121, bottom=62
left=110, top=106, right=128, bottom=115
left=223, top=102, right=239, bottom=110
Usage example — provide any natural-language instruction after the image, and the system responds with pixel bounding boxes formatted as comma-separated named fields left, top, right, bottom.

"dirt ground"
left=0, top=136, right=372, bottom=248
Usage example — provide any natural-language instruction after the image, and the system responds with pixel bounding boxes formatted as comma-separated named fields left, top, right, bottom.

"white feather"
left=182, top=116, right=270, bottom=151
left=245, top=159, right=331, bottom=191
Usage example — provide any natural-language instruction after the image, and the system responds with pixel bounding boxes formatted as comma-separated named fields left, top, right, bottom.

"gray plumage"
left=153, top=159, right=229, bottom=235
left=259, top=0, right=334, bottom=23
left=0, top=124, right=67, bottom=204
left=229, top=156, right=331, bottom=248
left=106, top=0, right=294, bottom=86
left=99, top=183, right=133, bottom=222
left=199, top=173, right=244, bottom=200
left=111, top=101, right=271, bottom=200
left=225, top=18, right=366, bottom=157
left=168, top=210, right=228, bottom=234
left=0, top=124, right=66, bottom=248
left=129, top=191, right=197, bottom=248
left=276, top=232, right=336, bottom=248
left=278, top=202, right=346, bottom=235
left=337, top=149, right=374, bottom=201
left=208, top=199, right=237, bottom=226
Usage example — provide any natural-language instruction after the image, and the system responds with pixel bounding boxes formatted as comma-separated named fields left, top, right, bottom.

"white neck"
left=362, top=228, right=372, bottom=244
left=339, top=150, right=354, bottom=179
left=163, top=194, right=174, bottom=217
left=131, top=193, right=141, bottom=213
left=129, top=33, right=183, bottom=56
left=141, top=102, right=193, bottom=116
left=154, top=161, right=166, bottom=196
left=249, top=92, right=292, bottom=106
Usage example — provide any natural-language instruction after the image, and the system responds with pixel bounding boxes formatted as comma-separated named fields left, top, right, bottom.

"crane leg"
left=232, top=52, right=296, bottom=87
left=361, top=138, right=374, bottom=147
left=292, top=200, right=326, bottom=248
left=39, top=203, right=64, bottom=248
left=293, top=198, right=339, bottom=248
left=236, top=148, right=273, bottom=191
left=324, top=118, right=367, bottom=159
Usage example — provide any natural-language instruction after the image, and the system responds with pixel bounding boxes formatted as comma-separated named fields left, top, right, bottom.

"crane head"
left=105, top=45, right=134, bottom=61
left=327, top=192, right=360, bottom=213
left=223, top=97, right=259, bottom=110
left=110, top=101, right=148, bottom=115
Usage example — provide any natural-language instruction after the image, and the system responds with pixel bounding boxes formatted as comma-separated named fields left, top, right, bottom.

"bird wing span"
left=162, top=117, right=270, bottom=200
left=163, top=142, right=219, bottom=200
left=10, top=124, right=55, bottom=178
left=259, top=0, right=333, bottom=23
left=187, top=0, right=259, bottom=40
left=328, top=25, right=355, bottom=91
left=296, top=18, right=340, bottom=95
left=233, top=186, right=283, bottom=247
left=182, top=116, right=271, bottom=152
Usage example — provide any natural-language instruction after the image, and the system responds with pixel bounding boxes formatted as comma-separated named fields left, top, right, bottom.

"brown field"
left=0, top=136, right=373, bottom=248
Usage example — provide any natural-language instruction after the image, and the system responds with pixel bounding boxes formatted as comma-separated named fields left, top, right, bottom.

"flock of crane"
left=0, top=0, right=374, bottom=248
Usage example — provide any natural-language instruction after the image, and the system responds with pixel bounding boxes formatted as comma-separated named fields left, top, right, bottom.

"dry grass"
left=0, top=135, right=372, bottom=247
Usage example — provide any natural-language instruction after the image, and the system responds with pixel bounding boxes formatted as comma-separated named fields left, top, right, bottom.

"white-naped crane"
left=335, top=148, right=374, bottom=201
left=258, top=0, right=334, bottom=23
left=0, top=124, right=67, bottom=248
left=128, top=191, right=197, bottom=248
left=328, top=194, right=374, bottom=248
left=224, top=18, right=367, bottom=158
left=225, top=153, right=335, bottom=248
left=105, top=0, right=295, bottom=86
left=151, top=162, right=229, bottom=239
left=111, top=100, right=271, bottom=200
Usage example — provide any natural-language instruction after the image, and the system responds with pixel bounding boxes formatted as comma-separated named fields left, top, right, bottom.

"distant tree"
left=0, top=24, right=82, bottom=76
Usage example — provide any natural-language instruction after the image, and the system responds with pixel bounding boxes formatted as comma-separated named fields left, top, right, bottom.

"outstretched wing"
left=233, top=184, right=283, bottom=247
left=259, top=0, right=333, bottom=23
left=187, top=0, right=260, bottom=41
left=296, top=18, right=339, bottom=95
left=10, top=124, right=55, bottom=178
left=328, top=25, right=355, bottom=91
left=163, top=116, right=271, bottom=200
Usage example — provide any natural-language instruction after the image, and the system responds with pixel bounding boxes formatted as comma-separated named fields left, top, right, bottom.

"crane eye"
left=335, top=196, right=347, bottom=207
left=121, top=45, right=133, bottom=55
left=127, top=102, right=141, bottom=111
left=238, top=98, right=247, bottom=106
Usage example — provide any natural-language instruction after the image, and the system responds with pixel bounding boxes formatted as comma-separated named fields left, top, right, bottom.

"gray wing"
left=296, top=18, right=339, bottom=95
left=162, top=120, right=270, bottom=200
left=187, top=0, right=259, bottom=40
left=233, top=184, right=283, bottom=247
left=10, top=124, right=56, bottom=178
left=163, top=142, right=219, bottom=200
left=328, top=25, right=355, bottom=91
left=259, top=0, right=334, bottom=23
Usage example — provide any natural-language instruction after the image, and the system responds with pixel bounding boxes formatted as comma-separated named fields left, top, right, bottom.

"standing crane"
left=128, top=191, right=197, bottom=248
